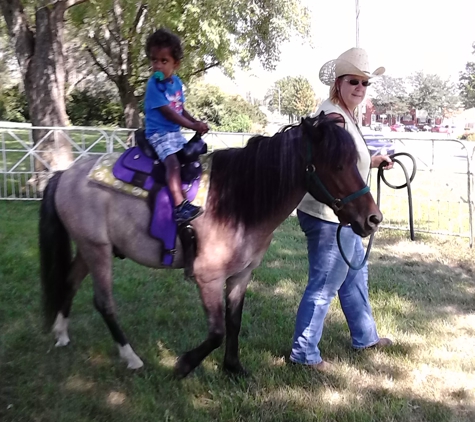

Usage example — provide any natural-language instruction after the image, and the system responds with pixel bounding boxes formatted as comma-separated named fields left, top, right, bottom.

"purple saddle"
left=112, top=145, right=202, bottom=266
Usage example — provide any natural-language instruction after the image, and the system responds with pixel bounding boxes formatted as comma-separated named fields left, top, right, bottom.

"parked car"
left=371, top=122, right=383, bottom=131
left=417, top=123, right=432, bottom=131
left=431, top=125, right=450, bottom=133
left=390, top=123, right=405, bottom=132
left=361, top=129, right=396, bottom=157
left=370, top=122, right=391, bottom=133
left=404, top=124, right=419, bottom=132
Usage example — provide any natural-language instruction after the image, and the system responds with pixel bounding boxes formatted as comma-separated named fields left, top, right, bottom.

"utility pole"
left=355, top=0, right=363, bottom=126
left=355, top=0, right=360, bottom=48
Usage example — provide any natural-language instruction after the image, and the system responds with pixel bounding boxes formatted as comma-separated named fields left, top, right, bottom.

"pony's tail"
left=39, top=171, right=72, bottom=328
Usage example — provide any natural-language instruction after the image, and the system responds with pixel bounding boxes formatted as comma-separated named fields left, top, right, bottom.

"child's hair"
left=145, top=28, right=184, bottom=62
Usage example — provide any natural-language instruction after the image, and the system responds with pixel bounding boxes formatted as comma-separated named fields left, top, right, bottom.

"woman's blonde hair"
left=328, top=76, right=360, bottom=119
left=329, top=77, right=343, bottom=105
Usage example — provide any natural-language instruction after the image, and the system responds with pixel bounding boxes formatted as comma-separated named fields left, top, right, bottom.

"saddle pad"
left=87, top=152, right=213, bottom=207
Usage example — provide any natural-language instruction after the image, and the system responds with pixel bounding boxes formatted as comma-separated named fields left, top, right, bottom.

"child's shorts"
left=148, top=131, right=188, bottom=162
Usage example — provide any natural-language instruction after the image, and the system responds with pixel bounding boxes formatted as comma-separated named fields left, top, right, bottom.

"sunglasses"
left=343, top=78, right=371, bottom=87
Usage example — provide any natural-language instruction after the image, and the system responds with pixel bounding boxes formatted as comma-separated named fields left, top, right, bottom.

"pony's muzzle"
left=366, top=212, right=383, bottom=232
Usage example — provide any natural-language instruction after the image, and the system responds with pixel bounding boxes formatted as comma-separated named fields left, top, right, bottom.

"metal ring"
left=306, top=164, right=316, bottom=173
left=332, top=198, right=343, bottom=211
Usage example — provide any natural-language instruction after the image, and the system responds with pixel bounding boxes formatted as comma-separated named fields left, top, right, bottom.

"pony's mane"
left=208, top=117, right=359, bottom=227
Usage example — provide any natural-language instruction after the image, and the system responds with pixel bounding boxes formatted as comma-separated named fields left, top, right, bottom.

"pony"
left=39, top=116, right=382, bottom=378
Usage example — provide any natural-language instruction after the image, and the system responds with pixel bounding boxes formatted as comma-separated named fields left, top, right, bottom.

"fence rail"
left=1, top=125, right=475, bottom=245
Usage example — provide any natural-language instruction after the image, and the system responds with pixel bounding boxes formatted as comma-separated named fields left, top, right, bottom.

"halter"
left=305, top=132, right=370, bottom=213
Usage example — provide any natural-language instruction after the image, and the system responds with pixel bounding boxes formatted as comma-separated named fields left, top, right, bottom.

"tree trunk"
left=0, top=0, right=78, bottom=190
left=27, top=4, right=72, bottom=175
left=117, top=77, right=141, bottom=129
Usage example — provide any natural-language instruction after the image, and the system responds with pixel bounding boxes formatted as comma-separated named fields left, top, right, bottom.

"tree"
left=69, top=0, right=310, bottom=128
left=0, top=0, right=87, bottom=185
left=371, top=75, right=409, bottom=120
left=459, top=62, right=475, bottom=109
left=408, top=71, right=459, bottom=119
left=266, top=76, right=316, bottom=121
left=185, top=82, right=267, bottom=133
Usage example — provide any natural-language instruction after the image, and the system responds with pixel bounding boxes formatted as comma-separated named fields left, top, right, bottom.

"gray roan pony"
left=39, top=115, right=382, bottom=378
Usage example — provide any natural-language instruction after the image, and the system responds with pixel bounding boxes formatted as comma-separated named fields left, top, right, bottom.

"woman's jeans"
left=290, top=210, right=380, bottom=365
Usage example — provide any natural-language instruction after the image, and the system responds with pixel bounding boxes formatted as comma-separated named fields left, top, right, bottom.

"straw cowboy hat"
left=319, top=47, right=385, bottom=86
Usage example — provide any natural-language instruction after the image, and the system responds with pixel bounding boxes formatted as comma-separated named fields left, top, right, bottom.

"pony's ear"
left=301, top=116, right=315, bottom=133
left=302, top=114, right=321, bottom=132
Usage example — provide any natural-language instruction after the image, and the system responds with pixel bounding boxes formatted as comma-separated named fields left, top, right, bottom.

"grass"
left=1, top=201, right=474, bottom=421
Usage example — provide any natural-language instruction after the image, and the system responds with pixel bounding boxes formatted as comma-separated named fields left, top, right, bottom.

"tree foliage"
left=408, top=71, right=459, bottom=118
left=185, top=83, right=267, bottom=133
left=66, top=89, right=124, bottom=127
left=69, top=0, right=310, bottom=127
left=459, top=62, right=475, bottom=109
left=371, top=75, right=409, bottom=117
left=266, top=76, right=316, bottom=119
left=0, top=84, right=29, bottom=122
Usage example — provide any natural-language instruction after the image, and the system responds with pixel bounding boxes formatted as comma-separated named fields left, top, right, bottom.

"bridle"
left=304, top=129, right=370, bottom=213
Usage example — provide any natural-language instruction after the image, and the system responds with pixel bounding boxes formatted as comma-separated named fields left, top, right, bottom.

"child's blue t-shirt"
left=144, top=74, right=185, bottom=138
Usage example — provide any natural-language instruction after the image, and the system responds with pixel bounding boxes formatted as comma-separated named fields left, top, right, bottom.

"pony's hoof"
left=174, top=355, right=194, bottom=379
left=54, top=335, right=70, bottom=347
left=118, top=344, right=144, bottom=369
left=223, top=363, right=250, bottom=378
left=126, top=359, right=144, bottom=370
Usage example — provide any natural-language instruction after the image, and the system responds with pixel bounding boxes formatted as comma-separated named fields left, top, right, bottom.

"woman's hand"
left=371, top=154, right=394, bottom=169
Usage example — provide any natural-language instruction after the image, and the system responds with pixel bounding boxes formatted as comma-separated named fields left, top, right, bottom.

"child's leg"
left=164, top=154, right=185, bottom=206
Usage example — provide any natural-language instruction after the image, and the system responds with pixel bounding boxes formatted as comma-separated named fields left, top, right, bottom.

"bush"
left=218, top=114, right=253, bottom=133
left=66, top=89, right=124, bottom=127
left=0, top=85, right=29, bottom=122
left=459, top=131, right=475, bottom=141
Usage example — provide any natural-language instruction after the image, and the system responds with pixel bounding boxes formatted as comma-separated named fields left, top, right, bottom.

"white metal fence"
left=0, top=125, right=252, bottom=201
left=2, top=125, right=475, bottom=244
left=370, top=135, right=475, bottom=245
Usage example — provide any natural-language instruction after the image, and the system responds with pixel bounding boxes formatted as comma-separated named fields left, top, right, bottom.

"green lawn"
left=1, top=201, right=474, bottom=421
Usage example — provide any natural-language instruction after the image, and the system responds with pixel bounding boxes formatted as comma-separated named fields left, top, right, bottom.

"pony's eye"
left=337, top=165, right=344, bottom=171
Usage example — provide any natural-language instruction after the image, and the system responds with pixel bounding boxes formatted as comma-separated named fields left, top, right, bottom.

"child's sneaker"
left=174, top=200, right=203, bottom=224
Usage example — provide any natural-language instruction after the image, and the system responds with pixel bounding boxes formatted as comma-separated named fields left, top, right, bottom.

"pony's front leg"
left=175, top=278, right=225, bottom=378
left=223, top=268, right=253, bottom=376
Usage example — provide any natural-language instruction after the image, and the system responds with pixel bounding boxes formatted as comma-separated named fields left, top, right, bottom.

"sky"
left=204, top=0, right=475, bottom=100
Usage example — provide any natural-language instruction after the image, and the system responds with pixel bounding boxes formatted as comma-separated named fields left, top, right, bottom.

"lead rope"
left=337, top=152, right=417, bottom=270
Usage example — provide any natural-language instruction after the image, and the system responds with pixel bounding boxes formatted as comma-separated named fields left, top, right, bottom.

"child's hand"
left=193, top=121, right=209, bottom=134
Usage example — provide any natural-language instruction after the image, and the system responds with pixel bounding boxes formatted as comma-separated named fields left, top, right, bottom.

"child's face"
left=149, top=46, right=180, bottom=80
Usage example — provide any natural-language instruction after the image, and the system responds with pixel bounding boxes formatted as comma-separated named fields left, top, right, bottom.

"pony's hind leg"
left=53, top=251, right=89, bottom=347
left=85, top=244, right=143, bottom=369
